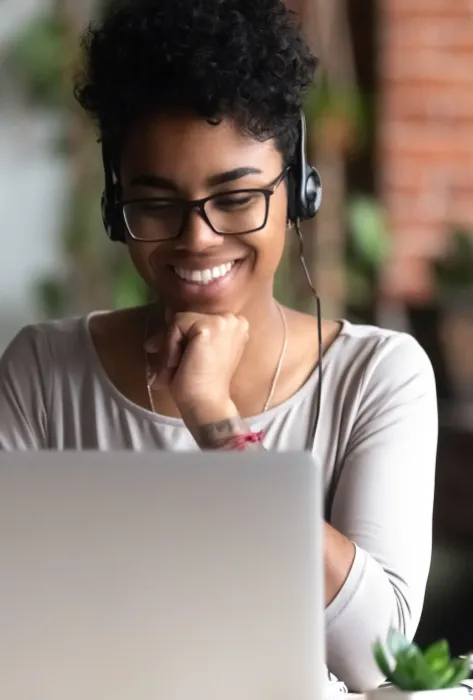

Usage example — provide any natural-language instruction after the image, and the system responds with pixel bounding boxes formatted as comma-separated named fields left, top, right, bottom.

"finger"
left=166, top=323, right=185, bottom=368
left=145, top=336, right=164, bottom=387
left=144, top=332, right=161, bottom=354
left=173, top=312, right=209, bottom=336
left=150, top=324, right=184, bottom=388
left=236, top=315, right=250, bottom=337
left=184, top=320, right=211, bottom=342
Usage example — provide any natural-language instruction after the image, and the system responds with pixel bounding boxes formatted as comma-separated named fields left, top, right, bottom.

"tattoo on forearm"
left=197, top=417, right=247, bottom=447
left=197, top=417, right=264, bottom=450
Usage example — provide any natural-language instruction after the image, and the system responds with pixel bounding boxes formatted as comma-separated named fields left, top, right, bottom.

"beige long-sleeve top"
left=0, top=315, right=438, bottom=692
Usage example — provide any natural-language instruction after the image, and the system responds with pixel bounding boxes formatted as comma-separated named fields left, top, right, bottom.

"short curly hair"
left=74, top=0, right=318, bottom=164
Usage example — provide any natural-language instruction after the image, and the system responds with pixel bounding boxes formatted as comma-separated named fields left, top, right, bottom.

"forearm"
left=325, top=545, right=409, bottom=691
left=181, top=401, right=263, bottom=450
left=324, top=522, right=356, bottom=606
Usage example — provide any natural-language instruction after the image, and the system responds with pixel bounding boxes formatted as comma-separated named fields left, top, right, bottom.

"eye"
left=138, top=200, right=181, bottom=213
left=213, top=193, right=258, bottom=210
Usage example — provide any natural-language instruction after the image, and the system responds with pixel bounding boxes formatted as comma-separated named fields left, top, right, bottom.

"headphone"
left=287, top=112, right=322, bottom=224
left=100, top=110, right=322, bottom=243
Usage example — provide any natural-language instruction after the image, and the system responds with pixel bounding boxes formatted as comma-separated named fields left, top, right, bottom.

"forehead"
left=120, top=113, right=282, bottom=182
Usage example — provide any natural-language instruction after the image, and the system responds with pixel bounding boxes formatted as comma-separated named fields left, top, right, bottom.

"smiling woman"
left=0, top=0, right=437, bottom=693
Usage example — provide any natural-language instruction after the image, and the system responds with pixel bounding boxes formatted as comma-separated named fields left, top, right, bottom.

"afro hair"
left=74, top=0, right=318, bottom=164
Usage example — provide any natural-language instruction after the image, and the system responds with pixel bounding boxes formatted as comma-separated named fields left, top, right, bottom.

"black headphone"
left=287, top=112, right=322, bottom=224
left=101, top=143, right=125, bottom=243
left=100, top=111, right=322, bottom=243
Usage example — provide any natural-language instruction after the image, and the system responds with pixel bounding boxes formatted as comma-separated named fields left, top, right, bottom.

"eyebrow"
left=129, top=166, right=263, bottom=191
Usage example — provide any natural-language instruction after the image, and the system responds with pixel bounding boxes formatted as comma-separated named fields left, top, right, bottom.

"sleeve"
left=325, top=333, right=438, bottom=692
left=0, top=325, right=51, bottom=449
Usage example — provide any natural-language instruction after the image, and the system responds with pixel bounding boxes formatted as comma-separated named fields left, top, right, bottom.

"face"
left=120, top=113, right=288, bottom=315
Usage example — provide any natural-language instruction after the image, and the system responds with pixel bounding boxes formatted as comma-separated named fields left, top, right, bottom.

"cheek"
left=127, top=241, right=161, bottom=287
left=255, top=198, right=287, bottom=273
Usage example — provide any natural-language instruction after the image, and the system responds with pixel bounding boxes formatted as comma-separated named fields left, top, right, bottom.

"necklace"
left=145, top=303, right=288, bottom=414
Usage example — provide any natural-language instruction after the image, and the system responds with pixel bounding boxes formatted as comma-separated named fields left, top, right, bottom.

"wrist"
left=180, top=400, right=254, bottom=449
left=180, top=398, right=237, bottom=426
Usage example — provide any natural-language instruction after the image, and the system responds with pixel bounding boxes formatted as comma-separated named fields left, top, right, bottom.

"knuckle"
left=215, top=316, right=228, bottom=331
left=237, top=315, right=249, bottom=332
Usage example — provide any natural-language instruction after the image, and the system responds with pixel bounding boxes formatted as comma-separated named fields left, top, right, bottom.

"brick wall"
left=379, top=0, right=473, bottom=302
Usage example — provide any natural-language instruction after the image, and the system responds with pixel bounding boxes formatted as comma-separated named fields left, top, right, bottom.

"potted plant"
left=366, top=630, right=470, bottom=699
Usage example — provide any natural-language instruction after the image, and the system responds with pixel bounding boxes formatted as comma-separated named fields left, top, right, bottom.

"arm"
left=181, top=402, right=263, bottom=450
left=175, top=321, right=437, bottom=691
left=324, top=334, right=437, bottom=692
left=0, top=326, right=50, bottom=449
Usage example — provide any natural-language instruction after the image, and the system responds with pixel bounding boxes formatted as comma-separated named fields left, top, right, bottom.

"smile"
left=173, top=262, right=235, bottom=285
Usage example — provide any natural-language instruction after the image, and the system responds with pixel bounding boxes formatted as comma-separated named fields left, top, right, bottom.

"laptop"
left=0, top=451, right=325, bottom=700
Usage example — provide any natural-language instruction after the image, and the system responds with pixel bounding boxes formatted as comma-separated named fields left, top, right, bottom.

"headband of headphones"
left=101, top=111, right=322, bottom=243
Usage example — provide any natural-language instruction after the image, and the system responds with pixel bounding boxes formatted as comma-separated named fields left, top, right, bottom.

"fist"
left=145, top=312, right=250, bottom=413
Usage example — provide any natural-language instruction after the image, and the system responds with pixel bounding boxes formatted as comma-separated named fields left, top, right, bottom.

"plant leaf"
left=424, top=640, right=450, bottom=674
left=395, top=646, right=435, bottom=691
left=373, top=631, right=470, bottom=692
left=441, top=657, right=470, bottom=689
left=387, top=629, right=412, bottom=656
left=347, top=196, right=389, bottom=270
left=373, top=641, right=395, bottom=682
left=432, top=667, right=457, bottom=690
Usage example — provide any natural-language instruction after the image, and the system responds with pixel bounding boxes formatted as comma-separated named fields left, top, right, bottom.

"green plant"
left=434, top=226, right=473, bottom=300
left=345, top=194, right=390, bottom=313
left=373, top=630, right=469, bottom=692
left=5, top=13, right=67, bottom=107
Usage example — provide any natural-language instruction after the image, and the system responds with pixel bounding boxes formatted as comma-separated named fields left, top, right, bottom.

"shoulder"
left=0, top=315, right=92, bottom=371
left=336, top=320, right=435, bottom=389
left=330, top=321, right=437, bottom=437
left=0, top=316, right=95, bottom=450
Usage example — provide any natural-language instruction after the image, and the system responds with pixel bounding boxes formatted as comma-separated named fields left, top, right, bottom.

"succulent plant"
left=373, top=630, right=469, bottom=692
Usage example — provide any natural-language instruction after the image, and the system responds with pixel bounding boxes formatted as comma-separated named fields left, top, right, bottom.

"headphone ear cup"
left=287, top=164, right=323, bottom=223
left=101, top=188, right=126, bottom=243
left=101, top=190, right=112, bottom=238
left=303, top=166, right=322, bottom=219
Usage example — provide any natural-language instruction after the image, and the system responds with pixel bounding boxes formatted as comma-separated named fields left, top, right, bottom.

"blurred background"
left=1, top=0, right=473, bottom=653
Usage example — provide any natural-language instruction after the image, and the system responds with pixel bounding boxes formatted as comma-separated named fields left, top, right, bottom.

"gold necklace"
left=145, top=303, right=288, bottom=414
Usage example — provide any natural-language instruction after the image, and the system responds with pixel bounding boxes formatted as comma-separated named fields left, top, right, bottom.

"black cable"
left=295, top=220, right=323, bottom=446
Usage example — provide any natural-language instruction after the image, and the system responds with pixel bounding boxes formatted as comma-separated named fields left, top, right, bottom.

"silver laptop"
left=0, top=452, right=324, bottom=700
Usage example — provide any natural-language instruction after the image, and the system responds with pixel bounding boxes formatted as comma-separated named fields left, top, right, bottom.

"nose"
left=173, top=206, right=224, bottom=252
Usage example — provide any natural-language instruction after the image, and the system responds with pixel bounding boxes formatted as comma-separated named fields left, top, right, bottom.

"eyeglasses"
left=121, top=168, right=288, bottom=242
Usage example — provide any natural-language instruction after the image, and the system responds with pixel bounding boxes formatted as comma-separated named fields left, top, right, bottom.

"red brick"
left=379, top=0, right=473, bottom=300
left=380, top=255, right=435, bottom=304
left=384, top=19, right=473, bottom=51
left=380, top=158, right=473, bottom=195
left=381, top=49, right=473, bottom=85
left=381, top=84, right=473, bottom=122
left=394, top=226, right=446, bottom=257
left=382, top=0, right=473, bottom=20
left=379, top=122, right=473, bottom=158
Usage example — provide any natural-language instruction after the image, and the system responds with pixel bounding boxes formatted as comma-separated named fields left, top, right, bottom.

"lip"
left=167, top=259, right=240, bottom=271
left=163, top=259, right=244, bottom=303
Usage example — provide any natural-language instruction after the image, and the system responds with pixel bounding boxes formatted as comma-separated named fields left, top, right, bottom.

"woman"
left=0, top=0, right=437, bottom=691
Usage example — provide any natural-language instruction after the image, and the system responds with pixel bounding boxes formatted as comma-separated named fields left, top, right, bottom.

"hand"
left=145, top=312, right=250, bottom=418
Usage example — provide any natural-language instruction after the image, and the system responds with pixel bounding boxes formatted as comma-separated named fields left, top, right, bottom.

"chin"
left=163, top=295, right=246, bottom=317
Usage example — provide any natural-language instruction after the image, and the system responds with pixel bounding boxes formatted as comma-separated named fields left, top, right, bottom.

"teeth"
left=174, top=262, right=234, bottom=284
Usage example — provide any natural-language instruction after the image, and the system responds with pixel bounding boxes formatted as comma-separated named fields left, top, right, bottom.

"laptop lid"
left=0, top=451, right=325, bottom=700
